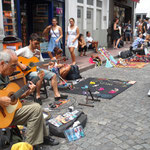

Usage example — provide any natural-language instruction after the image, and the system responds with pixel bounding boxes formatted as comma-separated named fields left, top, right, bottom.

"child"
left=78, top=34, right=87, bottom=56
left=49, top=47, right=71, bottom=80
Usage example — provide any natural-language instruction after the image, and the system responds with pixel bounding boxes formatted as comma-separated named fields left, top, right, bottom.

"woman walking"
left=66, top=18, right=80, bottom=65
left=113, top=18, right=121, bottom=49
left=43, top=18, right=63, bottom=58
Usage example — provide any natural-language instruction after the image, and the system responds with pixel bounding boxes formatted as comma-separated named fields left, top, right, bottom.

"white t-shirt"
left=85, top=36, right=93, bottom=47
left=16, top=46, right=44, bottom=62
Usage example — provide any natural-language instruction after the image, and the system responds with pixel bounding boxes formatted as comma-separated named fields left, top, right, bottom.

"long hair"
left=78, top=34, right=83, bottom=41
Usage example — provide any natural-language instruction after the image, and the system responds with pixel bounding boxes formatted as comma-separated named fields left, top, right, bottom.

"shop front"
left=108, top=0, right=135, bottom=47
left=19, top=0, right=65, bottom=47
left=2, top=0, right=65, bottom=53
left=113, top=0, right=132, bottom=25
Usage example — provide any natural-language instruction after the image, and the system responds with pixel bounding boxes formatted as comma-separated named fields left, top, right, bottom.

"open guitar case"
left=48, top=111, right=87, bottom=138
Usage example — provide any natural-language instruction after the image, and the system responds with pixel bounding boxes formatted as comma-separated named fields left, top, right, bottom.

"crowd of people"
left=2, top=16, right=150, bottom=150
left=0, top=17, right=100, bottom=150
left=112, top=17, right=132, bottom=49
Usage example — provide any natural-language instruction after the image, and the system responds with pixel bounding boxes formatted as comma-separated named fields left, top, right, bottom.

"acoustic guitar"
left=0, top=76, right=40, bottom=129
left=16, top=56, right=55, bottom=76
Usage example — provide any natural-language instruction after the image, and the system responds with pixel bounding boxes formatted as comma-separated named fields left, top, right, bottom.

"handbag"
left=52, top=27, right=64, bottom=49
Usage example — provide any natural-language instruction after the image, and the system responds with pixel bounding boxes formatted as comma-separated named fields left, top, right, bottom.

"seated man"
left=0, top=50, right=59, bottom=150
left=16, top=33, right=68, bottom=105
left=131, top=33, right=149, bottom=55
left=86, top=31, right=98, bottom=52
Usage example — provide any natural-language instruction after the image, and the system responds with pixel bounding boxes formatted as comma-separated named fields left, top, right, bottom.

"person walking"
left=65, top=18, right=79, bottom=65
left=113, top=18, right=121, bottom=49
left=125, top=20, right=132, bottom=44
left=43, top=18, right=63, bottom=59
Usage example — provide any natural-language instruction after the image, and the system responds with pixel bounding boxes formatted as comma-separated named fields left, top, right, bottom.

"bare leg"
left=36, top=79, right=43, bottom=99
left=116, top=38, right=121, bottom=48
left=113, top=40, right=116, bottom=48
left=80, top=51, right=83, bottom=56
left=95, top=41, right=98, bottom=52
left=51, top=74, right=60, bottom=97
left=69, top=47, right=76, bottom=65
left=48, top=51, right=53, bottom=59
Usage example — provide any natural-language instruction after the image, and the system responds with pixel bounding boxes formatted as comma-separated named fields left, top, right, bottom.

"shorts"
left=88, top=44, right=95, bottom=49
left=27, top=68, right=55, bottom=81
left=125, top=32, right=131, bottom=38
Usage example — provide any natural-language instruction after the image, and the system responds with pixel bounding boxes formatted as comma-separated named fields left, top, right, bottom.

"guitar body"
left=0, top=83, right=22, bottom=128
left=16, top=56, right=39, bottom=76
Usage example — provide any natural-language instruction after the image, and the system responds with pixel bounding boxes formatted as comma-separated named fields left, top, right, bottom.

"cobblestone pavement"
left=41, top=63, right=150, bottom=150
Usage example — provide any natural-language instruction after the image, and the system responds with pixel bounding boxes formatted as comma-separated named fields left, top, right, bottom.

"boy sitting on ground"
left=49, top=47, right=71, bottom=82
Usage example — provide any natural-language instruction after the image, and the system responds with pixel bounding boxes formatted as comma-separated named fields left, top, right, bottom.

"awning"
left=131, top=0, right=140, bottom=2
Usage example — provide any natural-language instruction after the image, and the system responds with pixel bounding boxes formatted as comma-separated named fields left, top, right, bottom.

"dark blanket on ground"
left=64, top=78, right=136, bottom=99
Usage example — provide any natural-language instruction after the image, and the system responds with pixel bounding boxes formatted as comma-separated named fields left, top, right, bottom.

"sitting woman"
left=49, top=47, right=71, bottom=80
left=78, top=34, right=87, bottom=56
left=86, top=31, right=98, bottom=52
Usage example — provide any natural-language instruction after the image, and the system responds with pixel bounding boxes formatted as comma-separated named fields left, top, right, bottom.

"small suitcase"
left=49, top=111, right=87, bottom=138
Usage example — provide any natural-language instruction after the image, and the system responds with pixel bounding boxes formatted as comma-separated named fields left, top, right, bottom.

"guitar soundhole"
left=29, top=62, right=34, bottom=67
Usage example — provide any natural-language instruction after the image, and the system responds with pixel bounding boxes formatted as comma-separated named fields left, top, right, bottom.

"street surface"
left=43, top=63, right=150, bottom=150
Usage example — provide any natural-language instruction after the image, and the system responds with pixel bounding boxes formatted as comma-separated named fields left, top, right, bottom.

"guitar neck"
left=10, top=76, right=40, bottom=101
left=30, top=59, right=56, bottom=68
left=33, top=60, right=50, bottom=67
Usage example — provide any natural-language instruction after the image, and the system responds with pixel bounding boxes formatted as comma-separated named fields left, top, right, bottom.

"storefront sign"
left=56, top=7, right=63, bottom=16
left=131, top=0, right=139, bottom=2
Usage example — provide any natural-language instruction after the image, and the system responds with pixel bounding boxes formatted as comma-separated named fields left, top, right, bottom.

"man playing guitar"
left=0, top=49, right=59, bottom=149
left=16, top=33, right=68, bottom=105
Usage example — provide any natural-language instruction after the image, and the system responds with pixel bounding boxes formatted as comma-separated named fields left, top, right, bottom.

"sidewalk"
left=65, top=43, right=131, bottom=72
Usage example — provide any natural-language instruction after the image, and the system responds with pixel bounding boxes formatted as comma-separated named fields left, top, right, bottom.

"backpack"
left=119, top=50, right=133, bottom=59
left=66, top=65, right=82, bottom=80
left=0, top=127, right=22, bottom=149
left=0, top=128, right=11, bottom=149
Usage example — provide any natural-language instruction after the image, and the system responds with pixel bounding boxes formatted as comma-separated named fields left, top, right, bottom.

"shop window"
left=87, top=10, right=91, bottom=19
left=53, top=1, right=63, bottom=27
left=97, top=0, right=102, bottom=8
left=77, top=0, right=83, bottom=3
left=77, top=9, right=81, bottom=18
left=143, top=15, right=146, bottom=19
left=87, top=0, right=93, bottom=5
left=3, top=0, right=18, bottom=37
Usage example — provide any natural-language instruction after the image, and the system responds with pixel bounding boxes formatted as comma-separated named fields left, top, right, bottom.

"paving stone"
left=118, top=135, right=129, bottom=141
left=41, top=61, right=150, bottom=150
left=112, top=138, right=122, bottom=144
left=106, top=134, right=116, bottom=140
left=133, top=145, right=144, bottom=150
left=119, top=142, right=130, bottom=149
left=142, top=144, right=150, bottom=149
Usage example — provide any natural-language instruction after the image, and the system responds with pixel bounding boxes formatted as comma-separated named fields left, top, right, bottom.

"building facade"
left=0, top=0, right=137, bottom=53
left=108, top=0, right=136, bottom=47
left=0, top=0, right=5, bottom=50
left=65, top=0, right=109, bottom=56
left=135, top=0, right=150, bottom=21
left=1, top=0, right=65, bottom=53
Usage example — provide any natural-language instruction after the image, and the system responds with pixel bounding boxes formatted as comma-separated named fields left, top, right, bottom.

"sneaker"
left=148, top=90, right=150, bottom=97
left=55, top=94, right=68, bottom=101
left=35, top=98, right=42, bottom=105
left=44, top=136, right=59, bottom=146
